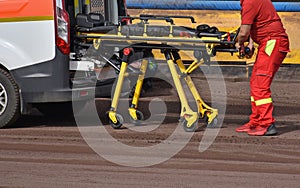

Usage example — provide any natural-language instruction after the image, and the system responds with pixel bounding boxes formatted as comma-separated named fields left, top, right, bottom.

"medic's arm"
left=237, top=24, right=251, bottom=46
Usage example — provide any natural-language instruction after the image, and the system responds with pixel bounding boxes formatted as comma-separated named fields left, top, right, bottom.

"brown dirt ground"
left=0, top=77, right=299, bottom=188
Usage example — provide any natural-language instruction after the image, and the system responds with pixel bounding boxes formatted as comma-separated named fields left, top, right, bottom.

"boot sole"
left=265, top=128, right=277, bottom=136
left=265, top=125, right=278, bottom=136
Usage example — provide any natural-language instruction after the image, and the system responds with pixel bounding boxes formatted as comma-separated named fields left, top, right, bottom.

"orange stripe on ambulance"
left=0, top=0, right=53, bottom=18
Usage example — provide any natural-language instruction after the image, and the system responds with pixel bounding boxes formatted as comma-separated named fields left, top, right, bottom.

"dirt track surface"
left=1, top=78, right=300, bottom=188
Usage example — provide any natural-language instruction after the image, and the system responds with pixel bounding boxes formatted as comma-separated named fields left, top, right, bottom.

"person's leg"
left=236, top=56, right=260, bottom=133
left=248, top=38, right=287, bottom=136
left=236, top=72, right=259, bottom=132
left=249, top=67, right=260, bottom=126
left=247, top=72, right=276, bottom=136
left=251, top=73, right=274, bottom=126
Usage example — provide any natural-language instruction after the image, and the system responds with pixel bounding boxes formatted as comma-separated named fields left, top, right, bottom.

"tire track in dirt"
left=0, top=80, right=299, bottom=187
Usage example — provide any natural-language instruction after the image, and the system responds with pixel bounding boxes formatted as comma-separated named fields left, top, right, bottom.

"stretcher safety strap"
left=255, top=98, right=272, bottom=106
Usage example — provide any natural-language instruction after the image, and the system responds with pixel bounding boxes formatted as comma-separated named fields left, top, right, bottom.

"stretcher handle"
left=139, top=14, right=196, bottom=23
left=214, top=48, right=238, bottom=53
left=232, top=27, right=240, bottom=42
left=120, top=16, right=174, bottom=25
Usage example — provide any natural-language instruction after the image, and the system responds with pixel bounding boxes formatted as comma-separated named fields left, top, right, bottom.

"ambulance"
left=0, top=0, right=127, bottom=128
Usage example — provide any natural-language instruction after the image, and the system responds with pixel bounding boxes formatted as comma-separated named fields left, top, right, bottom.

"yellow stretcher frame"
left=76, top=23, right=241, bottom=131
left=105, top=46, right=219, bottom=132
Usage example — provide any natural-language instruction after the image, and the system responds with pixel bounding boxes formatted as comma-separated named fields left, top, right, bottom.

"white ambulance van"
left=0, top=0, right=127, bottom=128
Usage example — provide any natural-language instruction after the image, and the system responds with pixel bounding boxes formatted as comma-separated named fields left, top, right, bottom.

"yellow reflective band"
left=251, top=96, right=255, bottom=102
left=255, top=98, right=272, bottom=106
left=265, top=39, right=276, bottom=56
left=0, top=16, right=54, bottom=23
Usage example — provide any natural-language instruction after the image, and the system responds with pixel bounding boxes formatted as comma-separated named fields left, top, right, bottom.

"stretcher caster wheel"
left=108, top=113, right=124, bottom=129
left=181, top=119, right=198, bottom=132
left=129, top=110, right=144, bottom=125
left=206, top=118, right=218, bottom=128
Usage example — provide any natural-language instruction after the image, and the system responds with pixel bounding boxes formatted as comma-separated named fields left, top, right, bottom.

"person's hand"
left=236, top=43, right=245, bottom=58
left=235, top=42, right=242, bottom=51
left=244, top=37, right=254, bottom=58
left=245, top=45, right=255, bottom=59
left=246, top=43, right=253, bottom=50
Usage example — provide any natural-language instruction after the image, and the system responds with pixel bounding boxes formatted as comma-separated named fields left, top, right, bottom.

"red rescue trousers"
left=249, top=36, right=289, bottom=127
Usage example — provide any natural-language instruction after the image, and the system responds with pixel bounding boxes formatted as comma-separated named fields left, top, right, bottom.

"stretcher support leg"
left=164, top=50, right=199, bottom=132
left=171, top=51, right=218, bottom=127
left=107, top=49, right=132, bottom=129
left=128, top=58, right=148, bottom=123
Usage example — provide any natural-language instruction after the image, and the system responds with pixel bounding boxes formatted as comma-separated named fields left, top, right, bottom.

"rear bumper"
left=11, top=48, right=97, bottom=103
left=20, top=86, right=96, bottom=103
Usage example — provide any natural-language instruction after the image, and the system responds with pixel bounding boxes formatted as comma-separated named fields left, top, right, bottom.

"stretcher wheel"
left=130, top=110, right=144, bottom=125
left=109, top=113, right=124, bottom=129
left=181, top=119, right=198, bottom=132
left=206, top=118, right=218, bottom=128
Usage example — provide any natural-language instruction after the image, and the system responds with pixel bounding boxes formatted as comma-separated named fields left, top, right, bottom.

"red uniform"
left=238, top=0, right=290, bottom=135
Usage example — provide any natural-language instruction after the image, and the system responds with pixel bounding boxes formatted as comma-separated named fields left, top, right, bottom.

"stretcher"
left=74, top=14, right=247, bottom=132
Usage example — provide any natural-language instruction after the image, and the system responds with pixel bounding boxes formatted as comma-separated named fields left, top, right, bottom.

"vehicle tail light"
left=54, top=0, right=70, bottom=55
